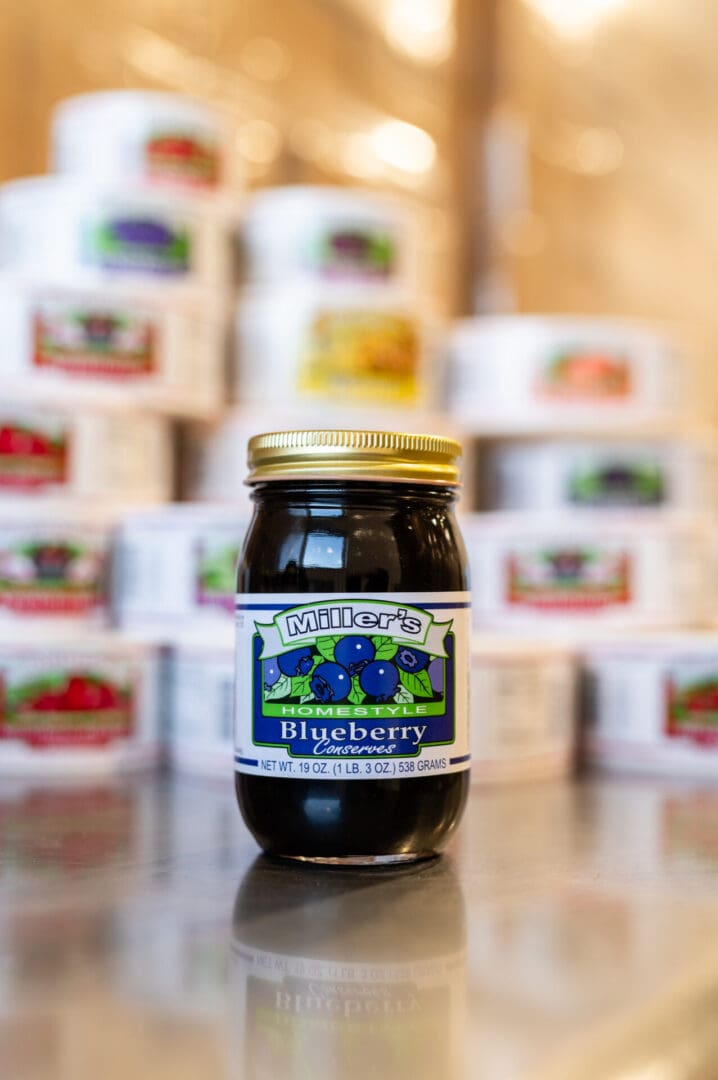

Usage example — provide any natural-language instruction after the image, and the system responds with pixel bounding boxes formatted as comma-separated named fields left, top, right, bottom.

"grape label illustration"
left=235, top=594, right=471, bottom=780
left=145, top=130, right=219, bottom=187
left=83, top=215, right=191, bottom=275
left=535, top=348, right=632, bottom=400
left=0, top=667, right=133, bottom=747
left=665, top=666, right=718, bottom=748
left=0, top=419, right=69, bottom=490
left=34, top=300, right=156, bottom=377
left=506, top=547, right=632, bottom=610
left=567, top=460, right=664, bottom=507
left=308, top=226, right=396, bottom=280
left=0, top=538, right=105, bottom=614
left=298, top=311, right=420, bottom=404
left=196, top=541, right=241, bottom=613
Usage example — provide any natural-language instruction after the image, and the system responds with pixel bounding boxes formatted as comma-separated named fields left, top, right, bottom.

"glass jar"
left=234, top=430, right=471, bottom=864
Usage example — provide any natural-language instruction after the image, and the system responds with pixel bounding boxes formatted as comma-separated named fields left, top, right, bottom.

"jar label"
left=33, top=300, right=157, bottom=378
left=0, top=534, right=106, bottom=615
left=307, top=227, right=396, bottom=279
left=0, top=418, right=70, bottom=490
left=298, top=311, right=420, bottom=404
left=235, top=592, right=470, bottom=780
left=506, top=547, right=632, bottom=610
left=82, top=216, right=192, bottom=275
left=145, top=131, right=220, bottom=187
left=535, top=349, right=632, bottom=400
left=0, top=662, right=134, bottom=747
left=567, top=460, right=664, bottom=507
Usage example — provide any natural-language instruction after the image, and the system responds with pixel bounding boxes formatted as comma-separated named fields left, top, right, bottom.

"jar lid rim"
left=246, top=429, right=462, bottom=486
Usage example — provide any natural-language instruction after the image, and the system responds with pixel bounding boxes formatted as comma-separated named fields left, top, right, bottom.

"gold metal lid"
left=247, top=430, right=462, bottom=486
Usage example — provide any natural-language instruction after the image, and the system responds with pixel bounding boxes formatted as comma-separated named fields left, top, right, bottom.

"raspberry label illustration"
left=0, top=538, right=105, bottom=615
left=235, top=592, right=470, bottom=780
left=308, top=227, right=396, bottom=279
left=506, top=547, right=632, bottom=610
left=0, top=668, right=133, bottom=747
left=33, top=301, right=156, bottom=378
left=145, top=131, right=220, bottom=187
left=665, top=667, right=718, bottom=748
left=0, top=419, right=69, bottom=490
left=568, top=461, right=664, bottom=507
left=536, top=349, right=632, bottom=400
left=298, top=311, right=420, bottom=404
left=83, top=215, right=191, bottom=275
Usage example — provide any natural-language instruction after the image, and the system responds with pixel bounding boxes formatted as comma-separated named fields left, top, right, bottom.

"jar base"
left=275, top=850, right=438, bottom=867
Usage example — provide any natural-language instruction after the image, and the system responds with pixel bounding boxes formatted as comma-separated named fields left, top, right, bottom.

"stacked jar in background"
left=0, top=90, right=237, bottom=777
left=446, top=314, right=718, bottom=781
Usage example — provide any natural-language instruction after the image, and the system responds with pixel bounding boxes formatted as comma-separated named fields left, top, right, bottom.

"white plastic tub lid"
left=450, top=313, right=679, bottom=353
left=581, top=630, right=718, bottom=659
left=244, top=184, right=407, bottom=221
left=0, top=175, right=234, bottom=218
left=459, top=509, right=709, bottom=536
left=118, top=502, right=250, bottom=529
left=472, top=633, right=576, bottom=661
left=0, top=627, right=159, bottom=656
left=53, top=90, right=221, bottom=127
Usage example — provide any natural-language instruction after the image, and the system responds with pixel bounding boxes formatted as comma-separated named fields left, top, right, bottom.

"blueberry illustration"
left=334, top=635, right=375, bottom=675
left=264, top=659, right=281, bottom=689
left=310, top=662, right=350, bottom=703
left=428, top=658, right=444, bottom=694
left=359, top=661, right=399, bottom=702
left=278, top=647, right=314, bottom=677
left=396, top=647, right=430, bottom=673
left=112, top=219, right=173, bottom=246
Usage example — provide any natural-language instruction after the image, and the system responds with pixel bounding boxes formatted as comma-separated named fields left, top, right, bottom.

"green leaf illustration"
left=265, top=674, right=292, bottom=701
left=348, top=677, right=366, bottom=705
left=316, top=636, right=341, bottom=661
left=394, top=685, right=414, bottom=704
left=371, top=635, right=398, bottom=660
left=398, top=668, right=434, bottom=698
left=291, top=675, right=313, bottom=699
left=300, top=693, right=315, bottom=704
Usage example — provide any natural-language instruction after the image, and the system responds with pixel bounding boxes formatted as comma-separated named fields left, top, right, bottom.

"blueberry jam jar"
left=234, top=430, right=471, bottom=865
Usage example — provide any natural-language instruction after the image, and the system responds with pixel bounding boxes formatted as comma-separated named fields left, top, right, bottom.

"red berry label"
left=33, top=303, right=156, bottom=378
left=0, top=540, right=105, bottom=615
left=536, top=350, right=632, bottom=401
left=665, top=673, right=718, bottom=748
left=506, top=548, right=632, bottom=610
left=145, top=131, right=220, bottom=187
left=0, top=420, right=69, bottom=490
left=0, top=670, right=133, bottom=747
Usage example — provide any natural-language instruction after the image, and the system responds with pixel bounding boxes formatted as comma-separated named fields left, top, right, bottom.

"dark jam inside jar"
left=235, top=477, right=470, bottom=864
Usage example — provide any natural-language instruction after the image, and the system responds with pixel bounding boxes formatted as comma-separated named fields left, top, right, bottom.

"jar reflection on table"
left=231, top=856, right=467, bottom=1080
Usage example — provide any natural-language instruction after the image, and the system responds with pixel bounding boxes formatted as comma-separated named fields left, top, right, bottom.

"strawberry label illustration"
left=196, top=542, right=241, bottom=613
left=83, top=216, right=191, bottom=275
left=145, top=130, right=220, bottom=187
left=665, top=668, right=718, bottom=748
left=33, top=301, right=156, bottom=377
left=0, top=669, right=133, bottom=747
left=568, top=462, right=664, bottom=507
left=536, top=349, right=632, bottom=401
left=235, top=593, right=471, bottom=780
left=506, top=547, right=632, bottom=610
left=0, top=420, right=69, bottom=490
left=299, top=311, right=419, bottom=403
left=0, top=539, right=105, bottom=614
left=309, top=227, right=396, bottom=279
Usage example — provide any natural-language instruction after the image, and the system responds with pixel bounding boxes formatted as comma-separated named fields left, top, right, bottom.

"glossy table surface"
left=2, top=772, right=718, bottom=1080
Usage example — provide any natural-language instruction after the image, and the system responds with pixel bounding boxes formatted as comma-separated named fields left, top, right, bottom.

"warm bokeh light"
left=523, top=0, right=631, bottom=35
left=370, top=120, right=437, bottom=174
left=384, top=0, right=455, bottom=63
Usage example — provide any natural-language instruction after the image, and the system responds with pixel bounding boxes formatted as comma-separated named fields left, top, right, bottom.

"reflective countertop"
left=2, top=773, right=718, bottom=1079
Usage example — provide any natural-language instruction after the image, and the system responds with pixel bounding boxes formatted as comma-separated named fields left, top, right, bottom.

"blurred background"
left=2, top=0, right=717, bottom=332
